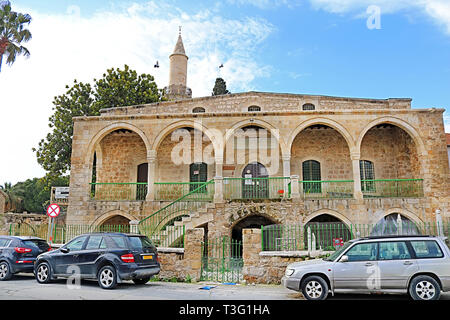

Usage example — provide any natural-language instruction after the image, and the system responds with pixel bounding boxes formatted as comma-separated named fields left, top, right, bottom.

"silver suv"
left=282, top=235, right=450, bottom=300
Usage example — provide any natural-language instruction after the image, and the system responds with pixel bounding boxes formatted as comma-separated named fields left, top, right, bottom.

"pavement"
left=0, top=273, right=449, bottom=300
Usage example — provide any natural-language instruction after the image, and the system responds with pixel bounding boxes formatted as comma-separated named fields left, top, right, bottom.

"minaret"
left=164, top=27, right=192, bottom=100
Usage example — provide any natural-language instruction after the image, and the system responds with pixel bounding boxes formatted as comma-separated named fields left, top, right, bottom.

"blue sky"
left=1, top=0, right=449, bottom=183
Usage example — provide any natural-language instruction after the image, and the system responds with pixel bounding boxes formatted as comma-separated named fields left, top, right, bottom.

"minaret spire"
left=164, top=27, right=192, bottom=100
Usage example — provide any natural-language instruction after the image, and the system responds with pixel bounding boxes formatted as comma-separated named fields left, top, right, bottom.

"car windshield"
left=128, top=236, right=155, bottom=250
left=323, top=241, right=353, bottom=261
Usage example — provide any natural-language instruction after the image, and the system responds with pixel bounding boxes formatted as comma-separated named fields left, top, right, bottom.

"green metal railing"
left=89, top=182, right=148, bottom=201
left=139, top=179, right=215, bottom=247
left=8, top=223, right=131, bottom=244
left=154, top=182, right=214, bottom=201
left=224, top=177, right=290, bottom=200
left=300, top=180, right=354, bottom=199
left=261, top=220, right=449, bottom=251
left=362, top=179, right=424, bottom=198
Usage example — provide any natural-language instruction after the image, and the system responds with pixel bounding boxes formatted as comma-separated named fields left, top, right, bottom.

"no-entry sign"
left=47, top=203, right=61, bottom=218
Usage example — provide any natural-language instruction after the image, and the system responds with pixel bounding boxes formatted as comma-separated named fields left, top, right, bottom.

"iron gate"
left=200, top=236, right=243, bottom=283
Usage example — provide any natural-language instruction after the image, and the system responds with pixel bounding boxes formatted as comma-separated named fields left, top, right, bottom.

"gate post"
left=184, top=227, right=204, bottom=281
left=242, top=228, right=264, bottom=284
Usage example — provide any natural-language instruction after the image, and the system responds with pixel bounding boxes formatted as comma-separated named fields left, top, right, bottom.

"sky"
left=0, top=0, right=449, bottom=184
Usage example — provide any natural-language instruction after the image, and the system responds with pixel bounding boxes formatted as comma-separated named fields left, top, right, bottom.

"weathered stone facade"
left=66, top=32, right=450, bottom=247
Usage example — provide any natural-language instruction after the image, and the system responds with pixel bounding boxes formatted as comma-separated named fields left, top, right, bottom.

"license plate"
left=142, top=255, right=153, bottom=260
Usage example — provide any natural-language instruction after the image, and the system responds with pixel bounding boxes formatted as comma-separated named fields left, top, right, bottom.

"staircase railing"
left=138, top=179, right=214, bottom=246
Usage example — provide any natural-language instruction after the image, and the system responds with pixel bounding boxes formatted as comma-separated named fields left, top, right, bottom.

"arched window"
left=302, top=103, right=315, bottom=111
left=302, top=160, right=321, bottom=193
left=248, top=105, right=261, bottom=112
left=190, top=162, right=207, bottom=192
left=192, top=107, right=205, bottom=113
left=360, top=160, right=375, bottom=192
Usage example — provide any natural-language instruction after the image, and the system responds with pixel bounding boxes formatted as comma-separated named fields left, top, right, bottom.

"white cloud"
left=0, top=2, right=274, bottom=184
left=308, top=0, right=450, bottom=35
left=227, top=0, right=301, bottom=9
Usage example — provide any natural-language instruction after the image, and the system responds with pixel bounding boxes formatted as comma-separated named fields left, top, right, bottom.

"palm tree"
left=0, top=182, right=23, bottom=212
left=0, top=1, right=32, bottom=72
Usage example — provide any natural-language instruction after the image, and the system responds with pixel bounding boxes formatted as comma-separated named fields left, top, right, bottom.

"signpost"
left=46, top=203, right=60, bottom=244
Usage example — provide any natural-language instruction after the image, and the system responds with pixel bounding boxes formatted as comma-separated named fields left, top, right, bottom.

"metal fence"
left=89, top=183, right=148, bottom=201
left=261, top=220, right=449, bottom=252
left=223, top=177, right=290, bottom=200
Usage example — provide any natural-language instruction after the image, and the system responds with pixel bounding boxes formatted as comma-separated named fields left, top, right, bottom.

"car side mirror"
left=60, top=247, right=70, bottom=254
left=340, top=255, right=349, bottom=262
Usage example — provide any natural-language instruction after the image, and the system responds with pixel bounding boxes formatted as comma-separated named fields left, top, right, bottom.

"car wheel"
left=132, top=277, right=151, bottom=285
left=36, top=262, right=52, bottom=284
left=301, top=275, right=329, bottom=301
left=409, top=275, right=441, bottom=301
left=98, top=265, right=117, bottom=290
left=0, top=261, right=13, bottom=281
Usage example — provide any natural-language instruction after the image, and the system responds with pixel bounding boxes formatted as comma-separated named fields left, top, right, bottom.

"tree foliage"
left=33, top=65, right=162, bottom=178
left=212, top=77, right=230, bottom=96
left=0, top=1, right=32, bottom=72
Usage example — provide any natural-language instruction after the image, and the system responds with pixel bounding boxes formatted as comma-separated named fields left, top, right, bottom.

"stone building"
left=66, top=32, right=450, bottom=247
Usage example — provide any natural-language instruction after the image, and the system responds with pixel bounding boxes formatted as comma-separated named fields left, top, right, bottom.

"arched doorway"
left=371, top=213, right=420, bottom=236
left=242, top=162, right=269, bottom=199
left=305, top=214, right=352, bottom=250
left=99, top=215, right=131, bottom=233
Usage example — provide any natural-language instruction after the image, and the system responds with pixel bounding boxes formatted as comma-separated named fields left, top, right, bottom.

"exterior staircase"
left=138, top=180, right=215, bottom=247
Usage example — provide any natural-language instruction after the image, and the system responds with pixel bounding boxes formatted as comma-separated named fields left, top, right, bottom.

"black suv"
left=0, top=236, right=51, bottom=281
left=34, top=233, right=160, bottom=289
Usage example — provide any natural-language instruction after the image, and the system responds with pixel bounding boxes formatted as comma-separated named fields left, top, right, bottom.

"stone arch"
left=224, top=118, right=289, bottom=159
left=304, top=209, right=353, bottom=229
left=231, top=213, right=279, bottom=248
left=151, top=120, right=221, bottom=158
left=375, top=208, right=424, bottom=226
left=85, top=122, right=151, bottom=165
left=288, top=118, right=356, bottom=155
left=356, top=117, right=426, bottom=158
left=90, top=210, right=136, bottom=228
left=357, top=117, right=426, bottom=180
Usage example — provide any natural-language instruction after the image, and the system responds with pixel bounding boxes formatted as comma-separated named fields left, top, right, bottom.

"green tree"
left=12, top=176, right=69, bottom=214
left=34, top=65, right=162, bottom=178
left=0, top=1, right=32, bottom=72
left=212, top=77, right=230, bottom=96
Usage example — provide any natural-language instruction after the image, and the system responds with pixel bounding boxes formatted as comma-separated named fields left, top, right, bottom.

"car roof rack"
left=361, top=235, right=432, bottom=240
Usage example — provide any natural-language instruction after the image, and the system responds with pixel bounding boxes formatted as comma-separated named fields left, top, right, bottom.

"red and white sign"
left=333, top=238, right=344, bottom=248
left=47, top=203, right=61, bottom=218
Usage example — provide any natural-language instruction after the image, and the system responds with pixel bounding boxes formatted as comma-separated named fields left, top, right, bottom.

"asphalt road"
left=0, top=273, right=449, bottom=300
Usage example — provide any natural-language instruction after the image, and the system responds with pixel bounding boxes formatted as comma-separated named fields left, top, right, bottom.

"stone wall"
left=0, top=213, right=48, bottom=235
left=157, top=228, right=204, bottom=281
left=242, top=228, right=327, bottom=284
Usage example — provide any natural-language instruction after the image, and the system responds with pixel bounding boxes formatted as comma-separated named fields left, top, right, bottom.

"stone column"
left=184, top=228, right=204, bottom=281
left=214, top=158, right=224, bottom=203
left=129, top=220, right=140, bottom=234
left=351, top=153, right=363, bottom=201
left=290, top=175, right=300, bottom=201
left=242, top=228, right=264, bottom=284
left=146, top=150, right=157, bottom=201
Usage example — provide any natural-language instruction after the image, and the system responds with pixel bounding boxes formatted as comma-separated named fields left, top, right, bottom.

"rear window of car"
left=22, top=239, right=50, bottom=251
left=0, top=239, right=11, bottom=247
left=128, top=236, right=155, bottom=250
left=410, top=240, right=444, bottom=258
left=109, top=236, right=128, bottom=249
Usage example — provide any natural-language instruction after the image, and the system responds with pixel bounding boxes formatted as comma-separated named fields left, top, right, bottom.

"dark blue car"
left=34, top=233, right=161, bottom=289
left=0, top=236, right=51, bottom=281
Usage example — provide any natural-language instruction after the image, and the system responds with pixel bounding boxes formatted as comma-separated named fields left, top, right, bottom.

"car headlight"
left=285, top=268, right=295, bottom=276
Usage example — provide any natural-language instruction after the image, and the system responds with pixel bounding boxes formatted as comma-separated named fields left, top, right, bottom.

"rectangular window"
left=86, top=236, right=107, bottom=250
left=302, top=160, right=321, bottom=194
left=345, top=242, right=378, bottom=262
left=109, top=236, right=128, bottom=249
left=360, top=160, right=375, bottom=192
left=410, top=240, right=444, bottom=259
left=0, top=239, right=10, bottom=247
left=378, top=241, right=411, bottom=260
